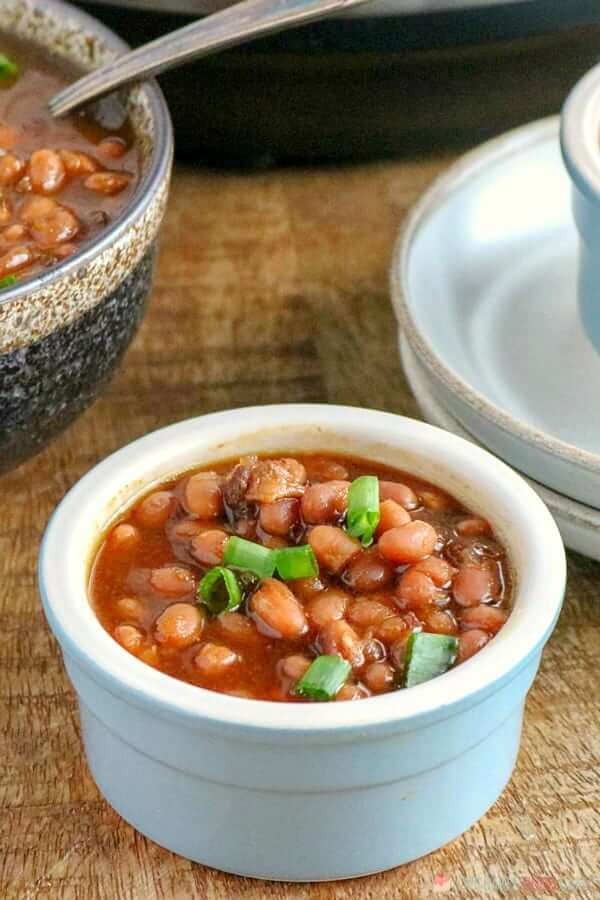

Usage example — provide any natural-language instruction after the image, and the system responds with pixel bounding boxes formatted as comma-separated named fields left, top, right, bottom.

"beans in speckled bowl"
left=0, top=0, right=172, bottom=473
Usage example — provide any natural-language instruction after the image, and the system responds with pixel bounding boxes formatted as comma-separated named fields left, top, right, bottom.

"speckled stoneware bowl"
left=0, top=0, right=172, bottom=474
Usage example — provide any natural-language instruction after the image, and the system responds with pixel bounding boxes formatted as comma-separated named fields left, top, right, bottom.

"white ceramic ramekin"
left=561, top=64, right=600, bottom=354
left=39, top=404, right=566, bottom=881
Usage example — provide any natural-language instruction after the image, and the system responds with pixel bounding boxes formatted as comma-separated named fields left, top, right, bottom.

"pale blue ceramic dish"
left=39, top=405, right=565, bottom=880
left=391, top=116, right=600, bottom=509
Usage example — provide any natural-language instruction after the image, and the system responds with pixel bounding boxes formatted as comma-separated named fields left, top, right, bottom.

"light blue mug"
left=561, top=65, right=600, bottom=352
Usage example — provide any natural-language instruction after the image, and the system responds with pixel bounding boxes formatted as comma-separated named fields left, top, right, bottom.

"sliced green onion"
left=198, top=566, right=242, bottom=614
left=0, top=54, right=18, bottom=80
left=346, top=475, right=380, bottom=547
left=0, top=274, right=17, bottom=289
left=223, top=536, right=276, bottom=578
left=275, top=545, right=318, bottom=580
left=404, top=633, right=459, bottom=688
left=295, top=655, right=351, bottom=701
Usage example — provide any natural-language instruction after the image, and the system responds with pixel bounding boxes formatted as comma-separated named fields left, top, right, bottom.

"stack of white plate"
left=391, top=116, right=600, bottom=560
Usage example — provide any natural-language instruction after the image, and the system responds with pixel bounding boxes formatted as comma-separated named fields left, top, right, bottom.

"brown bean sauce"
left=0, top=35, right=138, bottom=282
left=89, top=454, right=512, bottom=702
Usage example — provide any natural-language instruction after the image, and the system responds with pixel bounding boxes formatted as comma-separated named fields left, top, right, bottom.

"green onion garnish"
left=404, top=633, right=459, bottom=688
left=0, top=54, right=18, bottom=80
left=223, top=536, right=276, bottom=578
left=275, top=545, right=318, bottom=580
left=0, top=274, right=17, bottom=289
left=295, top=655, right=351, bottom=701
left=346, top=475, right=380, bottom=547
left=198, top=566, right=242, bottom=614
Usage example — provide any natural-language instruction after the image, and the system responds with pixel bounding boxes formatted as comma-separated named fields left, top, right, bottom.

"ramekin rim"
left=39, top=404, right=566, bottom=736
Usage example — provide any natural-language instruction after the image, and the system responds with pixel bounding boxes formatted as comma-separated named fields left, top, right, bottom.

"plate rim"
left=398, top=330, right=600, bottom=530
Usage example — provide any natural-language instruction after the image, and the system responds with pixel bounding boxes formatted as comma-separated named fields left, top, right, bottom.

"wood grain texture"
left=2, top=56, right=599, bottom=898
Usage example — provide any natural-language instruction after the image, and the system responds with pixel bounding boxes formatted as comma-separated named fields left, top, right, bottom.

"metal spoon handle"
left=49, top=0, right=368, bottom=117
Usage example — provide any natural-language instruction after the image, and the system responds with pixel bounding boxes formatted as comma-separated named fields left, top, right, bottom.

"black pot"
left=81, top=0, right=600, bottom=164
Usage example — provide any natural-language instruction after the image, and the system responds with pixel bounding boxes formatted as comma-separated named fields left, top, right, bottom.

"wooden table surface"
left=4, top=33, right=600, bottom=899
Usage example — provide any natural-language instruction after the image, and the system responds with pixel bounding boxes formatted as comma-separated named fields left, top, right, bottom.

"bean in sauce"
left=90, top=454, right=512, bottom=702
left=0, top=36, right=138, bottom=284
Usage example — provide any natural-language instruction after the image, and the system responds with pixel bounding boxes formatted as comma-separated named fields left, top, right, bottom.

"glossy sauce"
left=0, top=35, right=138, bottom=282
left=90, top=454, right=512, bottom=702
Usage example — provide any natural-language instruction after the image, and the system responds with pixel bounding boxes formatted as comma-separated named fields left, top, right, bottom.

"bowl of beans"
left=0, top=0, right=172, bottom=473
left=39, top=404, right=566, bottom=880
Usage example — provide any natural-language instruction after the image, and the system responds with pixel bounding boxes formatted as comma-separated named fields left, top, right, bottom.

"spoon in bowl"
left=49, top=0, right=369, bottom=117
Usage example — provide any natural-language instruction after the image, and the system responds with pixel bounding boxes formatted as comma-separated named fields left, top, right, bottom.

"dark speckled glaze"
left=0, top=247, right=155, bottom=473
left=0, top=0, right=172, bottom=474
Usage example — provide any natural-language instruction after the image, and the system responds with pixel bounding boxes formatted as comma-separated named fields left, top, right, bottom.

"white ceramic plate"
left=392, top=116, right=600, bottom=509
left=399, top=331, right=600, bottom=560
